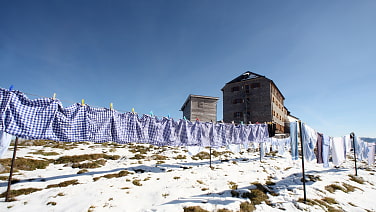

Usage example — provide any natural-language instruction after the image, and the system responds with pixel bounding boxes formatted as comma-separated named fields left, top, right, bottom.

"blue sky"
left=1, top=0, right=375, bottom=137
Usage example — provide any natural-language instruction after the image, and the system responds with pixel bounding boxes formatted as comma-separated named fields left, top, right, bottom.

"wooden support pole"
left=6, top=137, right=19, bottom=202
left=298, top=121, right=307, bottom=203
left=209, top=146, right=212, bottom=169
left=350, top=132, right=358, bottom=176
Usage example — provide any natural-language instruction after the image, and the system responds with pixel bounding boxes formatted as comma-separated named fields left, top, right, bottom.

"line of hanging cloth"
left=296, top=122, right=375, bottom=166
left=0, top=88, right=269, bottom=146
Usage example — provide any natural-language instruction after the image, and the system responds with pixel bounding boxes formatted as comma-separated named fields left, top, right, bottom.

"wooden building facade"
left=221, top=72, right=287, bottom=133
left=180, top=94, right=219, bottom=122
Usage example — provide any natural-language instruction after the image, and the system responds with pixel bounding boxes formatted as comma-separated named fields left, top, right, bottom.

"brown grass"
left=31, top=150, right=59, bottom=156
left=228, top=181, right=238, bottom=190
left=183, top=206, right=210, bottom=212
left=71, top=159, right=106, bottom=169
left=54, top=154, right=120, bottom=164
left=132, top=179, right=142, bottom=186
left=217, top=209, right=232, bottom=212
left=0, top=157, right=51, bottom=173
left=324, top=184, right=346, bottom=193
left=348, top=174, right=365, bottom=184
left=77, top=169, right=89, bottom=174
left=192, top=152, right=210, bottom=160
left=212, top=150, right=233, bottom=157
left=173, top=154, right=187, bottom=159
left=46, top=179, right=80, bottom=189
left=93, top=170, right=132, bottom=181
left=298, top=198, right=343, bottom=212
left=151, top=154, right=168, bottom=160
left=239, top=201, right=256, bottom=212
left=129, top=154, right=146, bottom=160
left=0, top=187, right=43, bottom=198
left=128, top=145, right=152, bottom=154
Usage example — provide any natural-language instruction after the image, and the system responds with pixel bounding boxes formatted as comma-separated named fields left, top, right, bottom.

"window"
left=234, top=112, right=243, bottom=118
left=231, top=86, right=240, bottom=92
left=251, top=83, right=260, bottom=88
left=245, top=85, right=250, bottom=93
left=198, top=101, right=204, bottom=108
left=232, top=98, right=243, bottom=104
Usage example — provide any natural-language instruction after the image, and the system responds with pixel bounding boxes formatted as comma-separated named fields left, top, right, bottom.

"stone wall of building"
left=222, top=77, right=272, bottom=124
left=222, top=72, right=287, bottom=133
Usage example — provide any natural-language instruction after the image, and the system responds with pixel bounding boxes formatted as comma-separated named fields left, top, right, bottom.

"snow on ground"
left=0, top=140, right=375, bottom=212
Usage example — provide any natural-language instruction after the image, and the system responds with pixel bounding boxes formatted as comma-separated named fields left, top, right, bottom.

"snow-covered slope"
left=0, top=141, right=375, bottom=212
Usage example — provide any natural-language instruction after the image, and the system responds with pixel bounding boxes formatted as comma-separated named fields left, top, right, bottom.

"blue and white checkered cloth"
left=0, top=88, right=12, bottom=131
left=0, top=88, right=270, bottom=146
left=4, top=90, right=60, bottom=140
left=160, top=117, right=177, bottom=146
left=86, top=106, right=114, bottom=143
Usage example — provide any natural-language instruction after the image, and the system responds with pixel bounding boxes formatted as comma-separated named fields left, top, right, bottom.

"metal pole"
left=350, top=132, right=357, bottom=176
left=6, top=137, right=19, bottom=202
left=298, top=121, right=307, bottom=203
left=209, top=120, right=213, bottom=169
left=209, top=146, right=212, bottom=169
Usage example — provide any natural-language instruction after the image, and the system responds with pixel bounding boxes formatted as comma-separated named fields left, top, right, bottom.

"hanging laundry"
left=354, top=137, right=366, bottom=161
left=290, top=122, right=299, bottom=160
left=86, top=106, right=115, bottom=143
left=248, top=123, right=269, bottom=143
left=316, top=133, right=324, bottom=164
left=238, top=124, right=250, bottom=147
left=140, top=114, right=163, bottom=146
left=277, top=137, right=290, bottom=156
left=0, top=131, right=12, bottom=158
left=190, top=121, right=203, bottom=146
left=301, top=123, right=317, bottom=162
left=259, top=142, right=265, bottom=159
left=359, top=137, right=376, bottom=165
left=0, top=87, right=271, bottom=147
left=367, top=143, right=375, bottom=165
left=232, top=124, right=242, bottom=145
left=200, top=122, right=213, bottom=147
left=265, top=139, right=271, bottom=154
left=175, top=119, right=192, bottom=146
left=212, top=123, right=225, bottom=148
left=322, top=135, right=331, bottom=168
left=52, top=103, right=89, bottom=142
left=4, top=90, right=60, bottom=140
left=271, top=138, right=278, bottom=152
left=0, top=88, right=13, bottom=131
left=224, top=124, right=235, bottom=146
left=227, top=144, right=241, bottom=154
left=343, top=134, right=352, bottom=158
left=160, top=117, right=177, bottom=146
left=331, top=137, right=346, bottom=167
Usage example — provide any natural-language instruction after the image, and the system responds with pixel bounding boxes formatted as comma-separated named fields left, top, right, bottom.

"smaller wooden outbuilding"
left=180, top=94, right=219, bottom=122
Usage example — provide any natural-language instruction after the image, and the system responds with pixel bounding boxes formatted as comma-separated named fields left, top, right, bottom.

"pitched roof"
left=226, top=71, right=265, bottom=84
left=222, top=71, right=285, bottom=100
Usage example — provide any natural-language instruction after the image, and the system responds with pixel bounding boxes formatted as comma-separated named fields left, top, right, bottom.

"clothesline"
left=1, top=87, right=374, bottom=166
left=0, top=87, right=269, bottom=146
left=0, top=85, right=193, bottom=121
left=292, top=122, right=375, bottom=167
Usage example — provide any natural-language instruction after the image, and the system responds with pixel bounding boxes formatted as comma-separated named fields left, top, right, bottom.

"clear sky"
left=1, top=0, right=375, bottom=137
